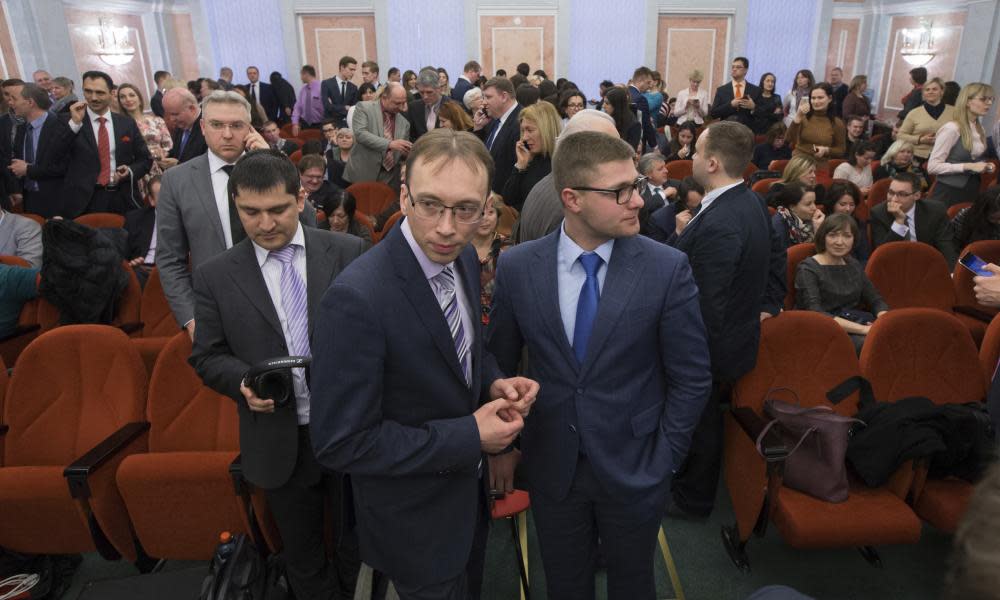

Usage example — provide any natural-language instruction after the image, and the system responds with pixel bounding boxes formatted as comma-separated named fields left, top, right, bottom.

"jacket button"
left=576, top=388, right=584, bottom=395
left=569, top=425, right=577, bottom=433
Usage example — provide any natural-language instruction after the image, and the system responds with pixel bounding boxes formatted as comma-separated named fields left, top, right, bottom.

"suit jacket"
left=245, top=81, right=279, bottom=121
left=62, top=112, right=152, bottom=217
left=870, top=199, right=956, bottom=267
left=638, top=180, right=682, bottom=237
left=125, top=206, right=155, bottom=260
left=275, top=138, right=299, bottom=156
left=13, top=112, right=73, bottom=218
left=343, top=101, right=409, bottom=184
left=155, top=153, right=318, bottom=328
left=670, top=183, right=772, bottom=383
left=476, top=104, right=522, bottom=194
left=407, top=97, right=452, bottom=142
left=710, top=81, right=761, bottom=128
left=628, top=85, right=658, bottom=150
left=451, top=78, right=474, bottom=104
left=168, top=113, right=208, bottom=163
left=150, top=90, right=164, bottom=118
left=487, top=231, right=712, bottom=502
left=0, top=114, right=21, bottom=202
left=190, top=227, right=367, bottom=489
left=320, top=77, right=359, bottom=126
left=310, top=224, right=501, bottom=585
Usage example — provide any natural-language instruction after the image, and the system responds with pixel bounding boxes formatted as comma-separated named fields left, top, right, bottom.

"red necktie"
left=97, top=116, right=111, bottom=185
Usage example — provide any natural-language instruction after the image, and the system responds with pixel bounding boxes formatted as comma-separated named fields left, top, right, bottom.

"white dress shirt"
left=252, top=223, right=311, bottom=424
left=890, top=203, right=917, bottom=241
left=69, top=107, right=117, bottom=174
left=144, top=216, right=157, bottom=264
left=557, top=221, right=615, bottom=346
left=672, top=88, right=710, bottom=125
left=207, top=150, right=241, bottom=248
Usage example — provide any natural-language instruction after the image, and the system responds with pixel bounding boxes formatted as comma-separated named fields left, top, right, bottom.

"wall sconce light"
left=900, top=18, right=936, bottom=67
left=96, top=18, right=135, bottom=67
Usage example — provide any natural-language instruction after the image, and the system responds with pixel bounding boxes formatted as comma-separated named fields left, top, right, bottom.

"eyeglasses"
left=207, top=120, right=249, bottom=133
left=321, top=127, right=337, bottom=134
left=409, top=197, right=484, bottom=224
left=570, top=176, right=648, bottom=205
left=886, top=190, right=916, bottom=198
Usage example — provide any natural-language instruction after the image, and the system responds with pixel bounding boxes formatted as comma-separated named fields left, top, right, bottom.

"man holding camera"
left=190, top=149, right=368, bottom=600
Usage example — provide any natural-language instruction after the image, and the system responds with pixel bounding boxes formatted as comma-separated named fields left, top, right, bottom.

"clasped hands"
left=475, top=377, right=539, bottom=454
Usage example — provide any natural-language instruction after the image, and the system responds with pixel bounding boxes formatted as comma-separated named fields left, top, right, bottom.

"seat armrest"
left=118, top=322, right=144, bottom=335
left=954, top=305, right=997, bottom=323
left=0, top=323, right=40, bottom=343
left=731, top=407, right=788, bottom=462
left=64, top=421, right=150, bottom=499
left=230, top=454, right=247, bottom=496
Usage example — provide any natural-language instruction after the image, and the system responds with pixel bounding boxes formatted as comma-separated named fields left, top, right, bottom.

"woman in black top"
left=952, top=185, right=1000, bottom=254
left=753, top=72, right=784, bottom=134
left=603, top=87, right=641, bottom=151
left=500, top=102, right=562, bottom=212
left=665, top=122, right=697, bottom=161
left=752, top=122, right=792, bottom=169
left=325, top=189, right=372, bottom=245
left=823, top=180, right=870, bottom=263
left=795, top=213, right=889, bottom=353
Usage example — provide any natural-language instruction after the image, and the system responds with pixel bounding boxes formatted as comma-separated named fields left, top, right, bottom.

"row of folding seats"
left=723, top=308, right=995, bottom=571
left=0, top=325, right=272, bottom=566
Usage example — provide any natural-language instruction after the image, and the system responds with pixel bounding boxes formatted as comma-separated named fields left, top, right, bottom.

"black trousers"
left=671, top=382, right=725, bottom=516
left=530, top=455, right=669, bottom=600
left=86, top=187, right=126, bottom=215
left=392, top=486, right=489, bottom=600
left=264, top=426, right=360, bottom=600
left=22, top=189, right=55, bottom=219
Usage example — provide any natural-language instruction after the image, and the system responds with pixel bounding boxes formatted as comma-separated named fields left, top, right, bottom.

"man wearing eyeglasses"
left=156, top=90, right=317, bottom=340
left=487, top=130, right=711, bottom=600
left=311, top=128, right=539, bottom=600
left=870, top=171, right=956, bottom=267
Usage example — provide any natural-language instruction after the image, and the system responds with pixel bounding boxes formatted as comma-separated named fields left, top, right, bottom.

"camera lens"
left=257, top=372, right=291, bottom=408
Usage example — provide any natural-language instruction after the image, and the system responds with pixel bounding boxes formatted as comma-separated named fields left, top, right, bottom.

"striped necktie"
left=268, top=244, right=310, bottom=357
left=432, top=266, right=471, bottom=385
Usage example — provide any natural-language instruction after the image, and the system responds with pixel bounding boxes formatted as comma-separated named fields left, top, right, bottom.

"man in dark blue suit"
left=450, top=60, right=481, bottom=104
left=310, top=129, right=538, bottom=600
left=321, top=56, right=359, bottom=128
left=244, top=66, right=279, bottom=121
left=473, top=77, right=521, bottom=195
left=668, top=121, right=774, bottom=518
left=488, top=131, right=712, bottom=600
left=628, top=67, right=658, bottom=153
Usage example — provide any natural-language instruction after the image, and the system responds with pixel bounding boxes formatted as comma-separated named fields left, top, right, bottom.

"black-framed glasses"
left=409, top=197, right=485, bottom=224
left=570, top=176, right=648, bottom=205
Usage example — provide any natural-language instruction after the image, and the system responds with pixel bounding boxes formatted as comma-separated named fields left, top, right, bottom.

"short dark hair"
left=358, top=82, right=377, bottom=98
left=406, top=129, right=495, bottom=196
left=678, top=176, right=705, bottom=200
left=910, top=67, right=928, bottom=85
left=81, top=70, right=114, bottom=90
left=703, top=121, right=754, bottom=178
left=516, top=63, right=530, bottom=77
left=515, top=83, right=539, bottom=107
left=534, top=69, right=548, bottom=79
left=765, top=122, right=787, bottom=144
left=261, top=120, right=278, bottom=129
left=21, top=83, right=51, bottom=110
left=362, top=60, right=379, bottom=74
left=773, top=181, right=811, bottom=210
left=301, top=139, right=323, bottom=155
left=734, top=56, right=749, bottom=69
left=553, top=131, right=635, bottom=192
left=495, top=69, right=507, bottom=77
left=846, top=115, right=866, bottom=127
left=848, top=141, right=877, bottom=166
left=464, top=60, right=482, bottom=73
left=228, top=149, right=300, bottom=203
left=301, top=65, right=316, bottom=77
left=813, top=212, right=858, bottom=253
left=891, top=171, right=922, bottom=194
left=298, top=153, right=326, bottom=172
left=339, top=56, right=357, bottom=69
left=1, top=78, right=24, bottom=88
left=484, top=77, right=515, bottom=96
left=387, top=67, right=400, bottom=78
left=632, top=66, right=654, bottom=81
left=824, top=180, right=861, bottom=213
left=327, top=189, right=358, bottom=222
left=154, top=70, right=170, bottom=84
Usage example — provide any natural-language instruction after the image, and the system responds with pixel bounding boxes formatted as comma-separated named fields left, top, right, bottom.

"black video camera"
left=242, top=356, right=311, bottom=409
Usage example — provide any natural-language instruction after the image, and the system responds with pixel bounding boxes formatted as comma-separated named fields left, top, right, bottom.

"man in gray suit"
left=156, top=90, right=315, bottom=338
left=344, top=82, right=411, bottom=192
left=0, top=207, right=42, bottom=267
left=191, top=149, right=366, bottom=600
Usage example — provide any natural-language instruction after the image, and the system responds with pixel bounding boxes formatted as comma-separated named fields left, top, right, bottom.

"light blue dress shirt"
left=556, top=221, right=615, bottom=346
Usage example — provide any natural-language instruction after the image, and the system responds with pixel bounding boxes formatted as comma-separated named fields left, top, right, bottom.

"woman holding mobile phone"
left=500, top=102, right=562, bottom=212
left=928, top=82, right=996, bottom=206
left=787, top=82, right=846, bottom=174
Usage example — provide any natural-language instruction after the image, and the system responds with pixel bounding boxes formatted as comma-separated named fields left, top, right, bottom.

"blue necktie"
left=573, top=253, right=603, bottom=364
left=179, top=129, right=190, bottom=156
left=485, top=119, right=501, bottom=150
left=23, top=123, right=36, bottom=191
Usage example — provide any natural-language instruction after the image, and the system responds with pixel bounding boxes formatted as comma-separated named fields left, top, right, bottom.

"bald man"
left=343, top=82, right=411, bottom=192
left=513, top=109, right=618, bottom=243
left=163, top=88, right=207, bottom=164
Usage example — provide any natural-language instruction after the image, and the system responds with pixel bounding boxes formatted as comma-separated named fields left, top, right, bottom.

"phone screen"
left=960, top=253, right=993, bottom=277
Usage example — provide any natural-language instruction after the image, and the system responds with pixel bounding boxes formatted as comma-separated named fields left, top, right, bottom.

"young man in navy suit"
left=487, top=131, right=712, bottom=600
left=310, top=129, right=538, bottom=600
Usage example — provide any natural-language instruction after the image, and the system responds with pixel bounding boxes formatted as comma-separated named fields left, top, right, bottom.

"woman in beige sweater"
left=897, top=78, right=956, bottom=164
left=787, top=82, right=846, bottom=173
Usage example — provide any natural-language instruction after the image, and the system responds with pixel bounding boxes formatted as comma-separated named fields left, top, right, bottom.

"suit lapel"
left=304, top=228, right=334, bottom=339
left=531, top=231, right=578, bottom=371
left=579, top=236, right=642, bottom=378
left=192, top=156, right=227, bottom=248
left=227, top=241, right=284, bottom=339
left=386, top=229, right=468, bottom=386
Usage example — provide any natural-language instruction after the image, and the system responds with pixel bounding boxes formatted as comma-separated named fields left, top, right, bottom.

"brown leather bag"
left=755, top=389, right=864, bottom=503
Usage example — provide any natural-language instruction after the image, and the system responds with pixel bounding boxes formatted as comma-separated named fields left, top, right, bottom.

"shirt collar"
left=252, top=222, right=305, bottom=267
left=557, top=220, right=614, bottom=271
left=401, top=217, right=451, bottom=280
left=647, top=182, right=664, bottom=194
left=87, top=106, right=111, bottom=122
left=28, top=112, right=48, bottom=129
left=905, top=203, right=916, bottom=220
left=208, top=149, right=242, bottom=172
left=497, top=102, right=518, bottom=125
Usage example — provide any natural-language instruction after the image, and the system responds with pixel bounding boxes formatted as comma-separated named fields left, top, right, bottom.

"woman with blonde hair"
left=874, top=139, right=927, bottom=190
left=781, top=155, right=818, bottom=189
left=673, top=69, right=709, bottom=125
left=928, top=82, right=996, bottom=205
left=474, top=193, right=513, bottom=326
left=500, top=101, right=562, bottom=211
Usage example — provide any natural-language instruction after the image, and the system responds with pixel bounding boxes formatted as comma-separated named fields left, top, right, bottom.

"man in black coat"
left=710, top=57, right=760, bottom=130
left=163, top=88, right=207, bottom=164
left=244, top=66, right=279, bottom=121
left=407, top=67, right=452, bottom=142
left=870, top=171, right=956, bottom=267
left=473, top=77, right=521, bottom=194
left=62, top=71, right=152, bottom=216
left=320, top=56, right=359, bottom=128
left=10, top=83, right=72, bottom=218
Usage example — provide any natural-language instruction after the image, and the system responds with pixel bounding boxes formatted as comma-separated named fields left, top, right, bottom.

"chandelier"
left=96, top=18, right=135, bottom=67
left=900, top=19, right=936, bottom=67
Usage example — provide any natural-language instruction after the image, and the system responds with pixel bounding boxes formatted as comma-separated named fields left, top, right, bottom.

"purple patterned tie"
left=432, top=266, right=471, bottom=385
left=269, top=244, right=310, bottom=357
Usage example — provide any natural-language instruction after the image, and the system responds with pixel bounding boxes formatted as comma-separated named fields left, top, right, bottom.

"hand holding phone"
left=960, top=253, right=994, bottom=277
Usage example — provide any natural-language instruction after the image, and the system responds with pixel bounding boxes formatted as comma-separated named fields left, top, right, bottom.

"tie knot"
left=579, top=253, right=603, bottom=277
left=98, top=116, right=106, bottom=124
left=269, top=244, right=298, bottom=264
left=221, top=164, right=235, bottom=176
left=435, top=266, right=456, bottom=289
